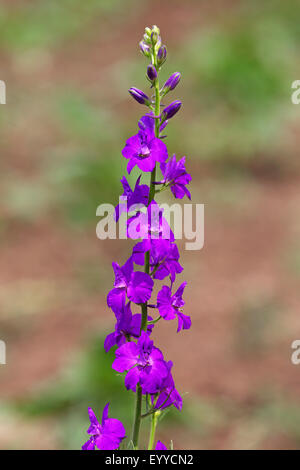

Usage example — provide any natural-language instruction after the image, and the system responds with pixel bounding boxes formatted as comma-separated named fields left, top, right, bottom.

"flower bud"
left=139, top=41, right=150, bottom=57
left=162, top=72, right=181, bottom=93
left=128, top=87, right=151, bottom=106
left=151, top=32, right=161, bottom=48
left=161, top=100, right=182, bottom=121
left=143, top=33, right=151, bottom=45
left=157, top=45, right=167, bottom=66
left=147, top=64, right=157, bottom=82
left=152, top=25, right=160, bottom=36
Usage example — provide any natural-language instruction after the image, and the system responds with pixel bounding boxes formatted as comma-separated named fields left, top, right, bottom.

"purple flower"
left=158, top=155, right=191, bottom=199
left=155, top=440, right=168, bottom=450
left=147, top=64, right=157, bottom=82
left=129, top=87, right=150, bottom=106
left=107, top=257, right=153, bottom=311
left=122, top=125, right=168, bottom=174
left=104, top=301, right=154, bottom=352
left=127, top=201, right=174, bottom=241
left=157, top=282, right=191, bottom=332
left=115, top=175, right=149, bottom=222
left=132, top=239, right=183, bottom=282
left=112, top=331, right=169, bottom=393
left=162, top=72, right=181, bottom=92
left=154, top=361, right=182, bottom=411
left=82, top=404, right=126, bottom=450
left=161, top=100, right=182, bottom=122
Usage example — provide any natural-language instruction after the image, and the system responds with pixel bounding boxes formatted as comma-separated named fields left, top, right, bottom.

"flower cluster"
left=83, top=25, right=192, bottom=451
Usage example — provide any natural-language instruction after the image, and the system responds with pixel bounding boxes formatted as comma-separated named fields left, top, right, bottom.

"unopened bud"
left=157, top=45, right=167, bottom=66
left=161, top=100, right=182, bottom=121
left=129, top=87, right=151, bottom=106
left=139, top=41, right=150, bottom=57
left=162, top=72, right=181, bottom=93
left=147, top=64, right=157, bottom=82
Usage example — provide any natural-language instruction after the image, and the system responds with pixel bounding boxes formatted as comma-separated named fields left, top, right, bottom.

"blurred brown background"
left=0, top=0, right=300, bottom=449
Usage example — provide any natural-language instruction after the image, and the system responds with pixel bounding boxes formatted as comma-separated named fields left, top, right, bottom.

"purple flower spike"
left=129, top=87, right=151, bottom=106
left=157, top=282, right=191, bottom=332
left=161, top=100, right=182, bottom=122
left=112, top=331, right=169, bottom=394
left=82, top=404, right=126, bottom=450
left=147, top=64, right=157, bottom=82
left=155, top=440, right=168, bottom=450
left=163, top=72, right=181, bottom=92
left=159, top=155, right=192, bottom=199
left=122, top=124, right=168, bottom=174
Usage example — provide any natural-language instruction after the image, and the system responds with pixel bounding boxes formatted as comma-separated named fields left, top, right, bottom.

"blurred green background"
left=1, top=0, right=300, bottom=449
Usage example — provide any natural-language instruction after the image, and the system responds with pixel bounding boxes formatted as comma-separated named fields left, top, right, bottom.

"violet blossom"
left=122, top=125, right=168, bottom=174
left=127, top=201, right=174, bottom=241
left=82, top=404, right=126, bottom=450
left=107, top=257, right=153, bottom=312
left=104, top=301, right=153, bottom=352
left=158, top=154, right=192, bottom=199
left=112, top=331, right=169, bottom=394
left=154, top=361, right=182, bottom=411
left=114, top=175, right=149, bottom=222
left=157, top=282, right=191, bottom=332
left=132, top=238, right=183, bottom=282
left=155, top=441, right=168, bottom=450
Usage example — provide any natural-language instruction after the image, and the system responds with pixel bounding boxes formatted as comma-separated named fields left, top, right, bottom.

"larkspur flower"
left=132, top=239, right=183, bottom=282
left=112, top=331, right=169, bottom=394
left=122, top=122, right=168, bottom=174
left=157, top=282, right=191, bottom=332
left=107, top=257, right=153, bottom=312
left=158, top=154, right=191, bottom=199
left=154, top=361, right=182, bottom=411
left=82, top=404, right=126, bottom=450
left=127, top=201, right=174, bottom=241
left=155, top=441, right=168, bottom=450
left=114, top=175, right=149, bottom=222
left=104, top=301, right=153, bottom=352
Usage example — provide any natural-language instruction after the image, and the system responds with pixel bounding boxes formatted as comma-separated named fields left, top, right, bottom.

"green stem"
left=132, top=46, right=161, bottom=450
left=131, top=384, right=142, bottom=449
left=147, top=411, right=158, bottom=450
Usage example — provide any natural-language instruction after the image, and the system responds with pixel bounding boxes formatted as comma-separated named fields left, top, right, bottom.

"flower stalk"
left=82, top=25, right=192, bottom=452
